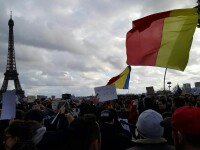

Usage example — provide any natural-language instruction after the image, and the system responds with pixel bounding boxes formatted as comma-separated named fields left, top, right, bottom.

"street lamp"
left=167, top=82, right=171, bottom=91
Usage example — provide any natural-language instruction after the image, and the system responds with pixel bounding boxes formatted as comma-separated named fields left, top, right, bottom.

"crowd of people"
left=0, top=93, right=200, bottom=150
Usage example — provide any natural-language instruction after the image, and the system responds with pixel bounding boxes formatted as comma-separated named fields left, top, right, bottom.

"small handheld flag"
left=107, top=66, right=131, bottom=89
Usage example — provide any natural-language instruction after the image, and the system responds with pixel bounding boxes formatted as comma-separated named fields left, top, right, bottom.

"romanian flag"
left=107, top=66, right=131, bottom=89
left=126, top=8, right=198, bottom=71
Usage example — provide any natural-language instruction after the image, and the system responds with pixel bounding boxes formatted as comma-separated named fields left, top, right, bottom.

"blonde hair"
left=65, top=113, right=74, bottom=125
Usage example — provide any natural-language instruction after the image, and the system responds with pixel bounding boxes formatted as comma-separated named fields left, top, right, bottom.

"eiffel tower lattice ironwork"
left=0, top=12, right=25, bottom=98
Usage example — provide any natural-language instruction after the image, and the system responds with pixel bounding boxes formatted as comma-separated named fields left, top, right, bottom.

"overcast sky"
left=0, top=0, right=199, bottom=98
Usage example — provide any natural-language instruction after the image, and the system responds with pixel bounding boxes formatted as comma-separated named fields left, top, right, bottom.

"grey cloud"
left=0, top=0, right=198, bottom=97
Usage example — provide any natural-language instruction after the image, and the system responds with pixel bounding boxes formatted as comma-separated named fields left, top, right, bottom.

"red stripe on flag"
left=107, top=75, right=121, bottom=85
left=126, top=11, right=170, bottom=66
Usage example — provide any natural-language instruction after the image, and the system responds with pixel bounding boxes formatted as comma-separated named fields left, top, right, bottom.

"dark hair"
left=158, top=98, right=167, bottom=105
left=24, top=109, right=44, bottom=122
left=196, top=100, right=200, bottom=108
left=173, top=97, right=185, bottom=108
left=5, top=120, right=33, bottom=141
left=68, top=114, right=100, bottom=150
left=15, top=109, right=25, bottom=120
left=185, top=135, right=200, bottom=147
left=143, top=96, right=154, bottom=110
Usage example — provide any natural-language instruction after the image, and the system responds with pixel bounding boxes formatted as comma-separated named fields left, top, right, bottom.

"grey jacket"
left=126, top=138, right=175, bottom=150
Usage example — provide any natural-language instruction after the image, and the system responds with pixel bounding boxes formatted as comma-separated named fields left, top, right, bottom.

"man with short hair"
left=68, top=114, right=101, bottom=150
left=171, top=96, right=185, bottom=113
left=158, top=98, right=169, bottom=115
left=171, top=106, right=200, bottom=150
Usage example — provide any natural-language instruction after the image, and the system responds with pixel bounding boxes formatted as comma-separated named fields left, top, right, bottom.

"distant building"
left=183, top=83, right=191, bottom=94
left=195, top=82, right=200, bottom=87
left=183, top=83, right=191, bottom=89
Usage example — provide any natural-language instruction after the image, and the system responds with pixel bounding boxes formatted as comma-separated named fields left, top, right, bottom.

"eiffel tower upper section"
left=0, top=12, right=24, bottom=98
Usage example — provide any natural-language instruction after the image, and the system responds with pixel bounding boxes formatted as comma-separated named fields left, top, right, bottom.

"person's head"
left=143, top=96, right=154, bottom=110
left=68, top=114, right=101, bottom=150
left=24, top=109, right=44, bottom=125
left=196, top=100, right=200, bottom=108
left=3, top=120, right=34, bottom=150
left=136, top=109, right=164, bottom=139
left=196, top=96, right=200, bottom=108
left=99, top=109, right=115, bottom=124
left=171, top=106, right=200, bottom=150
left=158, top=98, right=167, bottom=110
left=171, top=96, right=185, bottom=112
left=114, top=102, right=120, bottom=109
left=15, top=109, right=25, bottom=120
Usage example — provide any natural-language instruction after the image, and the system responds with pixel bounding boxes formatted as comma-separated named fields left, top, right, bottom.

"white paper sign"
left=94, top=84, right=117, bottom=102
left=51, top=99, right=60, bottom=110
left=0, top=91, right=16, bottom=120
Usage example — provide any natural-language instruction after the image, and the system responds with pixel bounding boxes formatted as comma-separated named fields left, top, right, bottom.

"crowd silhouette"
left=0, top=93, right=200, bottom=150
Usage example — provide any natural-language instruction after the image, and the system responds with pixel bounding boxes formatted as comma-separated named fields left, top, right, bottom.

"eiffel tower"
left=0, top=12, right=25, bottom=98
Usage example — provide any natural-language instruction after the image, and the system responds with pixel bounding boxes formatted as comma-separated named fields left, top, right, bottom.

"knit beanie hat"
left=136, top=109, right=164, bottom=139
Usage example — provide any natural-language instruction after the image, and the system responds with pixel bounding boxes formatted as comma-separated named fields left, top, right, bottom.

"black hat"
left=100, top=109, right=114, bottom=122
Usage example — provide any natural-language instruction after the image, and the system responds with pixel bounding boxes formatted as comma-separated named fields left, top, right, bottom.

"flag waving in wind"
left=176, top=85, right=182, bottom=96
left=126, top=8, right=198, bottom=71
left=107, top=66, right=131, bottom=89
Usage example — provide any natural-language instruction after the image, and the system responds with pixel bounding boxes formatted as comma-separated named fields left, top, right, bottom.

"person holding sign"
left=24, top=106, right=69, bottom=150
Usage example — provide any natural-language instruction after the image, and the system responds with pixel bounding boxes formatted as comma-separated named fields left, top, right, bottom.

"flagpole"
left=164, top=68, right=168, bottom=95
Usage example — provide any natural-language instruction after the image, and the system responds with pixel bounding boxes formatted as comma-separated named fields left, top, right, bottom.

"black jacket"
left=100, top=122, right=134, bottom=150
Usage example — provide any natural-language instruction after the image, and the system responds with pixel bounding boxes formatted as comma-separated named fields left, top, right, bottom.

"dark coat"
left=100, top=122, right=134, bottom=150
left=37, top=129, right=68, bottom=150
